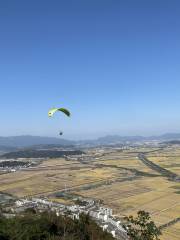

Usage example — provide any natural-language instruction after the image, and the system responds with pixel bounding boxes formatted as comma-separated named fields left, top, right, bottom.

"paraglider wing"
left=48, top=108, right=71, bottom=117
left=58, top=108, right=70, bottom=117
left=48, top=108, right=58, bottom=117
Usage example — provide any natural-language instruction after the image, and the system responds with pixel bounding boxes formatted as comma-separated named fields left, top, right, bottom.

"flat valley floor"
left=0, top=145, right=180, bottom=240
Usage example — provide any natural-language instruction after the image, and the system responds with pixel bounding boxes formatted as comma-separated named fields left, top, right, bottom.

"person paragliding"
left=48, top=107, right=71, bottom=135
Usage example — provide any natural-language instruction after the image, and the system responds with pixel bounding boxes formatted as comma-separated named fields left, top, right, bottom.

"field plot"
left=39, top=158, right=77, bottom=167
left=161, top=222, right=180, bottom=240
left=147, top=146, right=180, bottom=157
left=77, top=176, right=179, bottom=214
left=95, top=157, right=159, bottom=175
left=0, top=157, right=132, bottom=198
left=147, top=155, right=180, bottom=175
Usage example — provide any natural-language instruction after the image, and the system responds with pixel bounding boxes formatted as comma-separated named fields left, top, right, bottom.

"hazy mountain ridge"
left=96, top=133, right=180, bottom=143
left=0, top=136, right=75, bottom=147
left=1, top=133, right=180, bottom=148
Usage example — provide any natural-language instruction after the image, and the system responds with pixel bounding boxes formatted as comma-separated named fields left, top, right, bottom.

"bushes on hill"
left=0, top=211, right=114, bottom=240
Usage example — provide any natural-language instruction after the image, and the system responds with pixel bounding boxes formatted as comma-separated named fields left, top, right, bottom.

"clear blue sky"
left=1, top=0, right=180, bottom=139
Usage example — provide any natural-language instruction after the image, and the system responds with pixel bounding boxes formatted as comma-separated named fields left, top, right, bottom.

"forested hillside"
left=0, top=211, right=115, bottom=240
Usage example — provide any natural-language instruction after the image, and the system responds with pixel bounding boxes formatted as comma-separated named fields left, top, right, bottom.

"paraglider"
left=48, top=108, right=71, bottom=117
left=48, top=107, right=71, bottom=135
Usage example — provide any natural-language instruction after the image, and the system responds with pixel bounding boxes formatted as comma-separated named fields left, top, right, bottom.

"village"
left=3, top=196, right=127, bottom=240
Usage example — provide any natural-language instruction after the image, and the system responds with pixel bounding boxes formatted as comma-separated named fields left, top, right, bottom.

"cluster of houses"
left=13, top=197, right=127, bottom=239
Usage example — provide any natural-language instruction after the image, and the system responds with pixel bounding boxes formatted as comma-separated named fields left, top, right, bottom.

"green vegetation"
left=1, top=150, right=83, bottom=159
left=0, top=161, right=28, bottom=168
left=124, top=211, right=161, bottom=240
left=0, top=209, right=162, bottom=240
left=0, top=211, right=114, bottom=240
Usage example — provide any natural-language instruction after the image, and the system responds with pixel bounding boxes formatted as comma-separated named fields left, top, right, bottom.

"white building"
left=111, top=230, right=116, bottom=237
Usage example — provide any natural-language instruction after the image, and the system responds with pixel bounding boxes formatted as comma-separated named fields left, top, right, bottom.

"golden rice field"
left=161, top=222, right=180, bottom=240
left=0, top=158, right=131, bottom=197
left=147, top=155, right=180, bottom=175
left=80, top=147, right=180, bottom=240
left=0, top=146, right=179, bottom=239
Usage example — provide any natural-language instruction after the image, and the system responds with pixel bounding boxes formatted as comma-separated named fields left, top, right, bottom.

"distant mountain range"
left=0, top=133, right=180, bottom=148
left=0, top=136, right=74, bottom=148
left=95, top=133, right=180, bottom=144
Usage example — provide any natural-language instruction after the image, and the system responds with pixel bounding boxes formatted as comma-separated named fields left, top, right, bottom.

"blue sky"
left=0, top=0, right=180, bottom=139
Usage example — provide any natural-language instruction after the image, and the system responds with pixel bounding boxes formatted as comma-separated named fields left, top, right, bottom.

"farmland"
left=0, top=145, right=179, bottom=239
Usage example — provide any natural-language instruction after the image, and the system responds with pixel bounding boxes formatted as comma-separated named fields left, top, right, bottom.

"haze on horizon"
left=1, top=0, right=180, bottom=139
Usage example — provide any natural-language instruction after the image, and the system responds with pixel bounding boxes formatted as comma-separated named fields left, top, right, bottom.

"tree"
left=123, top=210, right=161, bottom=240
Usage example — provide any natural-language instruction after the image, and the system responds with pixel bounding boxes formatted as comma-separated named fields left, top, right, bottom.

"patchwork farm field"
left=146, top=147, right=180, bottom=173
left=0, top=157, right=131, bottom=197
left=0, top=145, right=179, bottom=239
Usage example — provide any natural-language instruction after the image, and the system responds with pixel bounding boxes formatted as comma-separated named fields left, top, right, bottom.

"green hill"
left=0, top=211, right=115, bottom=240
